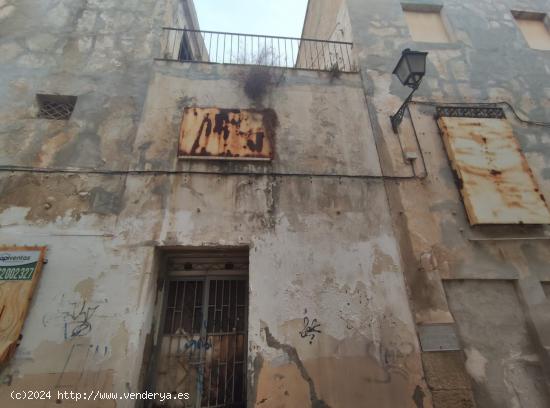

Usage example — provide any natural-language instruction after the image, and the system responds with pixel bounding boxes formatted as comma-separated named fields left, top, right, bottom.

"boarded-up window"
left=513, top=11, right=550, bottom=51
left=0, top=246, right=47, bottom=364
left=437, top=110, right=550, bottom=225
left=403, top=6, right=451, bottom=43
left=178, top=108, right=274, bottom=160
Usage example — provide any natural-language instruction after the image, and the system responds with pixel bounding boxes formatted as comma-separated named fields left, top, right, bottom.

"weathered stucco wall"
left=0, top=0, right=201, bottom=406
left=300, top=0, right=353, bottom=43
left=0, top=28, right=432, bottom=406
left=446, top=280, right=550, bottom=407
left=2, top=0, right=549, bottom=407
left=123, top=62, right=430, bottom=407
left=341, top=0, right=550, bottom=406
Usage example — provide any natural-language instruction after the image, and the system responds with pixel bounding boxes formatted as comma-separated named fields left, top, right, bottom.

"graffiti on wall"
left=184, top=337, right=212, bottom=352
left=63, top=301, right=100, bottom=339
left=42, top=295, right=107, bottom=341
left=299, top=316, right=322, bottom=344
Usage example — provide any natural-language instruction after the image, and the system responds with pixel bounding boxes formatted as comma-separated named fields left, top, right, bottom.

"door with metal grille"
left=153, top=274, right=248, bottom=408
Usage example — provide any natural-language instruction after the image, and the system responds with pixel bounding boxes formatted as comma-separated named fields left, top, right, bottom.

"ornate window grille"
left=436, top=106, right=506, bottom=119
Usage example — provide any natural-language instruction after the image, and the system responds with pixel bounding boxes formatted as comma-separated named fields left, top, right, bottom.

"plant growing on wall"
left=238, top=47, right=284, bottom=104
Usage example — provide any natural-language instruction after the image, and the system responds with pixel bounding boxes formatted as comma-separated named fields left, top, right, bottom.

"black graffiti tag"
left=299, top=317, right=322, bottom=344
left=64, top=301, right=99, bottom=339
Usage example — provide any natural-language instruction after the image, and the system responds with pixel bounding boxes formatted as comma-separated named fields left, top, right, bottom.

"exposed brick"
left=422, top=351, right=471, bottom=390
left=431, top=389, right=476, bottom=408
left=422, top=352, right=477, bottom=407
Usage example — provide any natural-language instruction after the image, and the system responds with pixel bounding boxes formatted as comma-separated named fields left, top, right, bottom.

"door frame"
left=144, top=247, right=249, bottom=408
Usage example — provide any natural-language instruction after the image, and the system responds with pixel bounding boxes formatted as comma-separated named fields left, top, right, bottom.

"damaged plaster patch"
left=0, top=206, right=31, bottom=226
left=90, top=187, right=122, bottom=215
left=36, top=130, right=76, bottom=166
left=0, top=42, right=23, bottom=60
left=74, top=278, right=95, bottom=302
left=465, top=347, right=488, bottom=383
left=249, top=354, right=264, bottom=407
left=264, top=326, right=331, bottom=408
left=0, top=4, right=14, bottom=20
left=253, top=356, right=311, bottom=408
left=412, top=385, right=425, bottom=408
left=0, top=174, right=86, bottom=222
left=26, top=34, right=58, bottom=52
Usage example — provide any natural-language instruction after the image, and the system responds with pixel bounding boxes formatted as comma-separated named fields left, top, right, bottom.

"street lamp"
left=390, top=48, right=428, bottom=133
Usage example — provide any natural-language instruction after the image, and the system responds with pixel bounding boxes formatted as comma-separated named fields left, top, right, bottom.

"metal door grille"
left=157, top=277, right=247, bottom=408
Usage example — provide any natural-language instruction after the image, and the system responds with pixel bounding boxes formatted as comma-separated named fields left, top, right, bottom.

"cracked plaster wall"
left=0, top=0, right=201, bottom=406
left=4, top=0, right=550, bottom=406
left=301, top=0, right=550, bottom=407
left=120, top=62, right=430, bottom=407
left=0, top=9, right=430, bottom=404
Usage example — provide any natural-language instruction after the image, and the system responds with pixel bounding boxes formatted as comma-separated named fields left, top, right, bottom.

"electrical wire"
left=0, top=164, right=421, bottom=181
left=2, top=101, right=544, bottom=180
left=411, top=100, right=550, bottom=127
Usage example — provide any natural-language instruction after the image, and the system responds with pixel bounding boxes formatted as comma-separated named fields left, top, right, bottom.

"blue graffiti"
left=184, top=338, right=212, bottom=351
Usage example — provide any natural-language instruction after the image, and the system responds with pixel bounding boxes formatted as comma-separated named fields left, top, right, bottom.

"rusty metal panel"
left=438, top=116, right=550, bottom=225
left=178, top=108, right=274, bottom=160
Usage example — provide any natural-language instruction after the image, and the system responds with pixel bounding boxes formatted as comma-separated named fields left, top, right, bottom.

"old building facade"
left=0, top=0, right=549, bottom=407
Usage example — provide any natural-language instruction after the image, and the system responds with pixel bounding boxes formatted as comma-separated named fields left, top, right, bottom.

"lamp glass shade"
left=407, top=51, right=427, bottom=76
left=394, top=59, right=411, bottom=86
left=392, top=49, right=428, bottom=87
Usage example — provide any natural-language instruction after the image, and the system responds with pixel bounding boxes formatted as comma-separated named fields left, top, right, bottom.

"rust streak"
left=438, top=116, right=550, bottom=225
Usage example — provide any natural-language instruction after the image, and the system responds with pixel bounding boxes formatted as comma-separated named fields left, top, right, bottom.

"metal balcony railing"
left=158, top=28, right=357, bottom=73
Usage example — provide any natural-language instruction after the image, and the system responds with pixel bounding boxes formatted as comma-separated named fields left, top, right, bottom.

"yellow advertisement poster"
left=0, top=246, right=47, bottom=364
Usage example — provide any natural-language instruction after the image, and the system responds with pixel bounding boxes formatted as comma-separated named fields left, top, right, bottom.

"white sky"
left=194, top=0, right=309, bottom=38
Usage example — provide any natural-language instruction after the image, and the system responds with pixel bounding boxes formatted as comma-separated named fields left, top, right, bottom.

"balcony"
left=158, top=28, right=357, bottom=73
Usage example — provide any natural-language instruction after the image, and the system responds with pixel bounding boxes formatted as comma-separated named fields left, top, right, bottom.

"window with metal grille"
left=150, top=249, right=249, bottom=408
left=36, top=94, right=77, bottom=120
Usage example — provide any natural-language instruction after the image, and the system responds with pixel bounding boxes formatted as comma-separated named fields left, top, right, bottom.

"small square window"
left=512, top=11, right=550, bottom=51
left=403, top=4, right=450, bottom=43
left=36, top=94, right=77, bottom=120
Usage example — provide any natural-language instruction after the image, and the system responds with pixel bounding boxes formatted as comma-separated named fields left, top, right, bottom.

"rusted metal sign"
left=438, top=116, right=550, bottom=225
left=0, top=246, right=47, bottom=364
left=178, top=108, right=274, bottom=160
